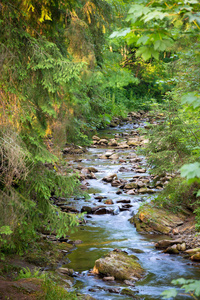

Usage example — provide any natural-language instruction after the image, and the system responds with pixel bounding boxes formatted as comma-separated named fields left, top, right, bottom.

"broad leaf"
left=142, top=11, right=168, bottom=23
left=161, top=288, right=178, bottom=299
left=136, top=46, right=159, bottom=61
left=109, top=28, right=131, bottom=39
left=172, top=278, right=188, bottom=285
left=180, top=162, right=200, bottom=179
left=136, top=35, right=150, bottom=45
left=181, top=92, right=200, bottom=108
left=154, top=39, right=173, bottom=51
left=183, top=282, right=200, bottom=296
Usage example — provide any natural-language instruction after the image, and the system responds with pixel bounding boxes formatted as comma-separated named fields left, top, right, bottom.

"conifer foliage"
left=0, top=0, right=112, bottom=253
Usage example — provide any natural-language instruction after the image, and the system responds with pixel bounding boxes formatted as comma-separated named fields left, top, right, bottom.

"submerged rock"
left=92, top=250, right=145, bottom=282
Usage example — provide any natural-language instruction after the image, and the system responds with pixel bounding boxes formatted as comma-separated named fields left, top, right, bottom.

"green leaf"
left=0, top=226, right=13, bottom=235
left=136, top=46, right=151, bottom=61
left=154, top=39, right=173, bottom=51
left=142, top=11, right=168, bottom=23
left=181, top=92, right=200, bottom=108
left=183, top=282, right=200, bottom=296
left=128, top=4, right=150, bottom=17
left=126, top=34, right=139, bottom=45
left=172, top=278, right=187, bottom=285
left=180, top=162, right=200, bottom=179
left=161, top=288, right=178, bottom=299
left=136, top=46, right=159, bottom=61
left=196, top=190, right=200, bottom=197
left=136, top=35, right=150, bottom=45
left=109, top=28, right=131, bottom=39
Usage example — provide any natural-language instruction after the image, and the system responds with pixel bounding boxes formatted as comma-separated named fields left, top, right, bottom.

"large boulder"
left=92, top=250, right=145, bottom=282
left=131, top=204, right=188, bottom=235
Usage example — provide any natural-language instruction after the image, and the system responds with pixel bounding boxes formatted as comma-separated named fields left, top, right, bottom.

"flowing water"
left=64, top=121, right=200, bottom=300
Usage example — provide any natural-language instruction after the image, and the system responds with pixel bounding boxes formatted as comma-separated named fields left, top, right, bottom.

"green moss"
left=94, top=251, right=145, bottom=281
left=121, top=288, right=139, bottom=298
left=132, top=203, right=188, bottom=234
left=25, top=239, right=75, bottom=267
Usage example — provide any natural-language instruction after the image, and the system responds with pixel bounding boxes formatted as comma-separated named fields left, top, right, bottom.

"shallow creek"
left=64, top=122, right=200, bottom=300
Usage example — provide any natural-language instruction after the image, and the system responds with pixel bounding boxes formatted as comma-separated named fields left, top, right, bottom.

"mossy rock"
left=132, top=203, right=187, bottom=235
left=121, top=288, right=140, bottom=298
left=25, top=240, right=74, bottom=267
left=93, top=251, right=145, bottom=281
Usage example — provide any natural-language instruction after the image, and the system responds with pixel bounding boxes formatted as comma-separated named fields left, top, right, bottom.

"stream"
left=63, top=119, right=200, bottom=300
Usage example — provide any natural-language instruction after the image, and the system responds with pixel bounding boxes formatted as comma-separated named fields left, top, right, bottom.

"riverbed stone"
left=92, top=135, right=100, bottom=141
left=111, top=179, right=122, bottom=187
left=191, top=252, right=200, bottom=261
left=126, top=189, right=136, bottom=195
left=136, top=168, right=146, bottom=173
left=103, top=174, right=117, bottom=183
left=185, top=248, right=200, bottom=255
left=127, top=138, right=140, bottom=147
left=105, top=150, right=115, bottom=157
left=117, top=200, right=131, bottom=204
left=108, top=139, right=118, bottom=146
left=93, top=207, right=113, bottom=215
left=81, top=206, right=93, bottom=214
left=57, top=267, right=74, bottom=276
left=164, top=244, right=179, bottom=254
left=102, top=276, right=115, bottom=281
left=88, top=167, right=98, bottom=173
left=99, top=139, right=108, bottom=144
left=92, top=250, right=145, bottom=281
left=117, top=142, right=129, bottom=149
left=104, top=199, right=114, bottom=205
left=136, top=181, right=146, bottom=188
left=155, top=239, right=184, bottom=249
left=124, top=182, right=138, bottom=189
left=109, top=153, right=119, bottom=160
left=138, top=188, right=155, bottom=194
left=121, top=288, right=139, bottom=298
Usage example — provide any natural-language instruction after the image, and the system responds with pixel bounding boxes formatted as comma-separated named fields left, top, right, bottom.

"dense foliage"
left=111, top=0, right=200, bottom=227
left=0, top=0, right=199, bottom=260
left=0, top=0, right=130, bottom=254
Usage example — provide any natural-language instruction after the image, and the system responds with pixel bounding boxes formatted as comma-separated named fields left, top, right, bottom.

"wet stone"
left=117, top=199, right=131, bottom=204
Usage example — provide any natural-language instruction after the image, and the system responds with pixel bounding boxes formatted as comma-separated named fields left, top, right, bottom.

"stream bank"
left=60, top=111, right=200, bottom=299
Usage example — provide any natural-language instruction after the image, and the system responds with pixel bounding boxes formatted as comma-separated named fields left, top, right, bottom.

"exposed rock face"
left=131, top=204, right=188, bottom=235
left=131, top=203, right=200, bottom=258
left=92, top=250, right=145, bottom=282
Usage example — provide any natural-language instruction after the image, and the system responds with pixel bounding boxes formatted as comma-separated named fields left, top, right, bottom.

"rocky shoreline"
left=1, top=111, right=199, bottom=299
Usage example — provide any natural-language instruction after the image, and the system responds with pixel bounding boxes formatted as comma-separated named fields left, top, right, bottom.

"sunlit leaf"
left=181, top=92, right=200, bottom=108
left=183, top=282, right=200, bottom=296
left=161, top=288, right=178, bottom=299
left=142, top=11, right=168, bottom=23
left=136, top=35, right=150, bottom=45
left=180, top=162, right=200, bottom=179
left=109, top=28, right=131, bottom=39
left=172, top=278, right=187, bottom=285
